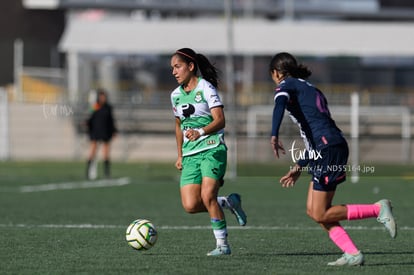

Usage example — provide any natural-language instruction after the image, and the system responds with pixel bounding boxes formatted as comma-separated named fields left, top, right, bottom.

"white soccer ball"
left=126, top=219, right=158, bottom=250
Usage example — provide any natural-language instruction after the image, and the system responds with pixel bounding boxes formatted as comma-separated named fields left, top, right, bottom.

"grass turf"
left=0, top=161, right=413, bottom=274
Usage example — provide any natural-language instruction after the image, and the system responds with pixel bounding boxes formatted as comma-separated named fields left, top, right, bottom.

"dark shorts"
left=89, top=133, right=112, bottom=142
left=309, top=142, right=348, bottom=192
left=89, top=137, right=112, bottom=142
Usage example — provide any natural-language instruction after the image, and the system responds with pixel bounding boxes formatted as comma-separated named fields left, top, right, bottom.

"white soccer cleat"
left=327, top=251, right=364, bottom=266
left=376, top=199, right=397, bottom=239
left=206, top=245, right=231, bottom=256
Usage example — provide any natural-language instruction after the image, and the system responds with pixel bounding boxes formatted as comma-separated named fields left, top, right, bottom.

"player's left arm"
left=280, top=163, right=302, bottom=188
left=205, top=106, right=225, bottom=134
left=187, top=84, right=225, bottom=140
left=186, top=106, right=224, bottom=141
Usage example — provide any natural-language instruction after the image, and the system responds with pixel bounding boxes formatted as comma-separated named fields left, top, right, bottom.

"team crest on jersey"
left=194, top=91, right=203, bottom=103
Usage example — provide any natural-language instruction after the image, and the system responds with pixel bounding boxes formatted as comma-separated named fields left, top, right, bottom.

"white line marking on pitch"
left=18, top=177, right=130, bottom=193
left=0, top=223, right=412, bottom=231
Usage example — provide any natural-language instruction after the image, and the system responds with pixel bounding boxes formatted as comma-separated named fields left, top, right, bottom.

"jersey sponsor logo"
left=180, top=104, right=195, bottom=118
left=210, top=94, right=220, bottom=104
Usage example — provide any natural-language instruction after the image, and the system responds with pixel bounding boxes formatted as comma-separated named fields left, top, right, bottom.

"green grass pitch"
left=0, top=161, right=413, bottom=274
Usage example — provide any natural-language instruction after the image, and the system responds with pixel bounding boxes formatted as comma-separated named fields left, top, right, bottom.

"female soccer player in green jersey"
left=170, top=48, right=247, bottom=256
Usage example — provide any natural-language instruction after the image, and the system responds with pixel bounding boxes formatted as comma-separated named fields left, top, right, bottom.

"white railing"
left=246, top=93, right=412, bottom=181
left=0, top=88, right=9, bottom=160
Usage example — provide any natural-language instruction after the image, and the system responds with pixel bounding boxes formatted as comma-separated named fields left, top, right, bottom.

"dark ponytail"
left=269, top=52, right=312, bottom=79
left=175, top=48, right=219, bottom=88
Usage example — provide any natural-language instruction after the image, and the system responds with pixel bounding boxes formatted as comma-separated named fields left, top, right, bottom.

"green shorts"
left=180, top=144, right=227, bottom=187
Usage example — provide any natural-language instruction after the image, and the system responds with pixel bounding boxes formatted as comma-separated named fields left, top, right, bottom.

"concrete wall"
left=7, top=102, right=177, bottom=161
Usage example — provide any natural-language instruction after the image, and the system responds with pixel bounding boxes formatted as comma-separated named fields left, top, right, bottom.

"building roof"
left=59, top=18, right=414, bottom=56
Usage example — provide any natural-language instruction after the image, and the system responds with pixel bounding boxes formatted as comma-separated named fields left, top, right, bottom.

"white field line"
left=0, top=223, right=413, bottom=231
left=18, top=177, right=130, bottom=193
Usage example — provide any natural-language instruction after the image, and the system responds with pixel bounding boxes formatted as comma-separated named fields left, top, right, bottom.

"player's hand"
left=175, top=157, right=183, bottom=170
left=185, top=129, right=201, bottom=141
left=271, top=136, right=285, bottom=158
left=280, top=164, right=301, bottom=188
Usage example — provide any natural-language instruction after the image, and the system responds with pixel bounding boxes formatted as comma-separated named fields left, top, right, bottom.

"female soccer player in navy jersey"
left=269, top=52, right=397, bottom=266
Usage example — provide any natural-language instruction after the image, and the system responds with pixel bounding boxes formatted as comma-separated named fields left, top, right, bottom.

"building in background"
left=17, top=0, right=414, bottom=106
left=1, top=0, right=413, bottom=163
left=0, top=1, right=64, bottom=86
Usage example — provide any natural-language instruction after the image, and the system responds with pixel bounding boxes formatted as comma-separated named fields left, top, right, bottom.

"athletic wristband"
left=197, top=128, right=205, bottom=136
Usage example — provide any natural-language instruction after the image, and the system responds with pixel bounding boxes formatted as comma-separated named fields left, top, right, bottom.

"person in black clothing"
left=86, top=89, right=117, bottom=179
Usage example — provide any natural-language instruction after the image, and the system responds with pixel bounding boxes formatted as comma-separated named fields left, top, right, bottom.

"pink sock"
left=346, top=204, right=380, bottom=220
left=329, top=226, right=359, bottom=254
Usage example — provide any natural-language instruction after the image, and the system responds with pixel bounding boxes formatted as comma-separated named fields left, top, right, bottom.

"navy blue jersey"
left=271, top=77, right=346, bottom=153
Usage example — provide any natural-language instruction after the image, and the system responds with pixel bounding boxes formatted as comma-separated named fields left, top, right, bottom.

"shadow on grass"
left=243, top=250, right=414, bottom=267
left=363, top=251, right=414, bottom=267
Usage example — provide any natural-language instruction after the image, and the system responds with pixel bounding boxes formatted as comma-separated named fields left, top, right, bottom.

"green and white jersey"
left=171, top=78, right=225, bottom=156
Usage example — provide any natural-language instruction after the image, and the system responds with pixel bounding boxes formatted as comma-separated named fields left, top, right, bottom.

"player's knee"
left=182, top=205, right=199, bottom=214
left=200, top=192, right=216, bottom=207
left=182, top=201, right=202, bottom=214
left=307, top=207, right=329, bottom=223
left=310, top=213, right=328, bottom=223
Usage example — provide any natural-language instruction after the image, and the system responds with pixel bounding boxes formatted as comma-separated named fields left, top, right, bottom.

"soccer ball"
left=125, top=219, right=158, bottom=250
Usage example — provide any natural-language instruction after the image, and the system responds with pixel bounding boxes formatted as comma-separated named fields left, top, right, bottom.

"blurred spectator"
left=86, top=88, right=117, bottom=179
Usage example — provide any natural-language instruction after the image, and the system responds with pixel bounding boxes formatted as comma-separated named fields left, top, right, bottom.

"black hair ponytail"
left=195, top=53, right=218, bottom=89
left=269, top=52, right=312, bottom=79
left=175, top=48, right=219, bottom=88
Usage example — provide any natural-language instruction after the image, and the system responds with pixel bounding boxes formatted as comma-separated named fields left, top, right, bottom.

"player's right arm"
left=271, top=92, right=288, bottom=158
left=175, top=117, right=183, bottom=170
